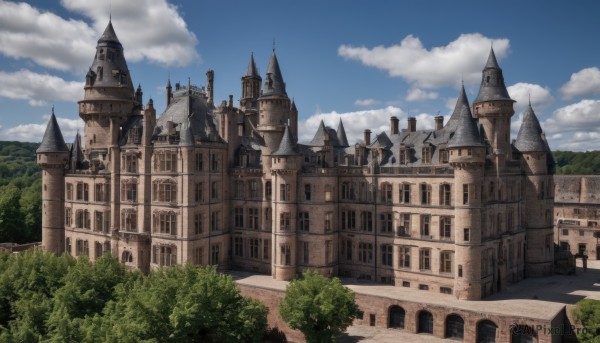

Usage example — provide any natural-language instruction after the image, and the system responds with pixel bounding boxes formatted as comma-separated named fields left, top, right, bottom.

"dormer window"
left=399, top=147, right=408, bottom=165
left=422, top=146, right=432, bottom=164
left=439, top=149, right=448, bottom=163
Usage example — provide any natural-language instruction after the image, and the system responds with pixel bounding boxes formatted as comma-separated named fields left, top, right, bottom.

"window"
left=121, top=251, right=133, bottom=264
left=95, top=241, right=103, bottom=259
left=341, top=182, right=355, bottom=200
left=122, top=181, right=137, bottom=202
left=195, top=183, right=204, bottom=202
left=76, top=239, right=89, bottom=256
left=123, top=154, right=137, bottom=173
left=324, top=184, right=332, bottom=202
left=324, top=212, right=332, bottom=232
left=234, top=237, right=243, bottom=257
left=195, top=152, right=203, bottom=171
left=234, top=207, right=244, bottom=228
left=419, top=284, right=429, bottom=291
left=211, top=211, right=220, bottom=232
left=248, top=208, right=259, bottom=230
left=76, top=183, right=89, bottom=201
left=280, top=244, right=291, bottom=265
left=66, top=183, right=73, bottom=200
left=234, top=180, right=244, bottom=199
left=304, top=184, right=312, bottom=201
left=121, top=211, right=137, bottom=232
left=153, top=245, right=176, bottom=266
left=211, top=153, right=220, bottom=172
left=399, top=148, right=408, bottom=164
left=302, top=241, right=309, bottom=264
left=562, top=229, right=568, bottom=236
left=398, top=246, right=410, bottom=269
left=280, top=212, right=291, bottom=230
left=489, top=182, right=495, bottom=200
left=65, top=208, right=72, bottom=227
left=249, top=180, right=260, bottom=199
left=440, top=184, right=451, bottom=206
left=342, top=210, right=356, bottom=230
left=402, top=281, right=410, bottom=287
left=381, top=244, right=393, bottom=266
left=361, top=211, right=373, bottom=232
left=422, top=146, right=431, bottom=164
left=194, top=213, right=203, bottom=235
left=342, top=240, right=353, bottom=261
left=154, top=150, right=177, bottom=172
left=440, top=287, right=453, bottom=295
left=440, top=251, right=453, bottom=274
left=463, top=228, right=470, bottom=242
left=381, top=183, right=392, bottom=203
left=153, top=181, right=177, bottom=203
left=325, top=240, right=332, bottom=264
left=265, top=181, right=272, bottom=200
left=95, top=183, right=106, bottom=202
left=399, top=213, right=411, bottom=236
left=420, top=183, right=431, bottom=205
left=458, top=265, right=463, bottom=277
left=65, top=238, right=72, bottom=255
left=419, top=249, right=431, bottom=270
left=462, top=184, right=469, bottom=205
left=211, top=244, right=220, bottom=264
left=75, top=209, right=90, bottom=229
left=420, top=215, right=430, bottom=237
left=263, top=240, right=270, bottom=260
left=400, top=183, right=411, bottom=204
left=440, top=149, right=449, bottom=163
left=298, top=212, right=310, bottom=232
left=440, top=216, right=452, bottom=240
left=380, top=212, right=393, bottom=233
left=210, top=181, right=219, bottom=200
left=358, top=243, right=373, bottom=263
left=280, top=183, right=291, bottom=201
left=153, top=212, right=176, bottom=235
left=193, top=247, right=204, bottom=265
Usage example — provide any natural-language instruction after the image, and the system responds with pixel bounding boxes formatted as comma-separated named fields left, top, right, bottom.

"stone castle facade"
left=37, top=21, right=555, bottom=300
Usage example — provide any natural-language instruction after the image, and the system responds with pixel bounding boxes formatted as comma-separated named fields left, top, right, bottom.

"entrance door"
left=418, top=311, right=433, bottom=334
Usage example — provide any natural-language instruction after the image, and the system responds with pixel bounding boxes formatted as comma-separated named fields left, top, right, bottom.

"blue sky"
left=1, top=0, right=600, bottom=151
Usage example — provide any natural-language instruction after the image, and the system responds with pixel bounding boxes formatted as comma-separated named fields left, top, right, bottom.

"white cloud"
left=507, top=82, right=554, bottom=114
left=406, top=87, right=438, bottom=102
left=338, top=33, right=509, bottom=89
left=298, top=106, right=434, bottom=145
left=0, top=115, right=83, bottom=143
left=0, top=0, right=199, bottom=73
left=541, top=99, right=600, bottom=151
left=0, top=69, right=83, bottom=106
left=559, top=67, right=600, bottom=100
left=354, top=98, right=380, bottom=106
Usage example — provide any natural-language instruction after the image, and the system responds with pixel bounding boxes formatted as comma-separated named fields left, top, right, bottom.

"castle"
left=37, top=20, right=555, bottom=301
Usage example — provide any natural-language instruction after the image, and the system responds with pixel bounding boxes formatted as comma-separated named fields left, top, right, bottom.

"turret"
left=337, top=118, right=349, bottom=147
left=206, top=70, right=214, bottom=106
left=515, top=103, right=554, bottom=277
left=69, top=132, right=84, bottom=170
left=37, top=110, right=69, bottom=254
left=472, top=48, right=515, bottom=164
left=166, top=78, right=173, bottom=107
left=447, top=89, right=486, bottom=300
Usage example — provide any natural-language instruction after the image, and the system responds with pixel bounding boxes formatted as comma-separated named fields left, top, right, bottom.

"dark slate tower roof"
left=261, top=51, right=286, bottom=97
left=514, top=104, right=547, bottom=152
left=272, top=125, right=298, bottom=156
left=179, top=118, right=195, bottom=147
left=245, top=53, right=260, bottom=78
left=308, top=120, right=330, bottom=146
left=445, top=85, right=470, bottom=131
left=336, top=119, right=349, bottom=147
left=70, top=132, right=84, bottom=165
left=474, top=47, right=513, bottom=104
left=98, top=20, right=121, bottom=45
left=447, top=97, right=483, bottom=148
left=37, top=111, right=69, bottom=153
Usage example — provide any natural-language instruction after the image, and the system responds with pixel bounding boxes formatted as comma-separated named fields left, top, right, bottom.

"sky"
left=1, top=0, right=600, bottom=151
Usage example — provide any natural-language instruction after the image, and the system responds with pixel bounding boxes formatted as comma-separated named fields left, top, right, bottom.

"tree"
left=279, top=271, right=361, bottom=343
left=572, top=299, right=600, bottom=342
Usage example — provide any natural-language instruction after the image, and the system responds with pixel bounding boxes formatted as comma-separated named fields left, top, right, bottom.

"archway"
left=418, top=310, right=433, bottom=334
left=477, top=320, right=498, bottom=343
left=510, top=324, right=536, bottom=343
left=445, top=314, right=464, bottom=339
left=388, top=305, right=405, bottom=329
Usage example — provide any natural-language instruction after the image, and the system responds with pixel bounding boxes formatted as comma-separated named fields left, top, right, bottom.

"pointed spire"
left=37, top=112, right=69, bottom=153
left=245, top=53, right=260, bottom=78
left=272, top=124, right=298, bottom=156
left=290, top=99, right=297, bottom=113
left=514, top=104, right=547, bottom=152
left=70, top=132, right=84, bottom=168
left=474, top=47, right=513, bottom=104
left=446, top=84, right=471, bottom=128
left=98, top=19, right=121, bottom=45
left=261, top=51, right=287, bottom=97
left=448, top=98, right=483, bottom=148
left=336, top=118, right=349, bottom=147
left=308, top=120, right=329, bottom=146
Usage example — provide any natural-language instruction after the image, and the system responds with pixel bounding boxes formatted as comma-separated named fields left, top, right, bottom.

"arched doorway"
left=445, top=314, right=464, bottom=339
left=477, top=320, right=498, bottom=343
left=418, top=310, right=433, bottom=334
left=510, top=325, right=536, bottom=343
left=388, top=305, right=405, bottom=329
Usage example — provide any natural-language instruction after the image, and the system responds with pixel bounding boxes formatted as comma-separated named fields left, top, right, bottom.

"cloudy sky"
left=1, top=1, right=600, bottom=151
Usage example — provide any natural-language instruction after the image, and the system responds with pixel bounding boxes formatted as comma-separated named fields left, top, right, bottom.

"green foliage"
left=0, top=251, right=268, bottom=342
left=279, top=271, right=361, bottom=343
left=572, top=299, right=600, bottom=342
left=554, top=151, right=600, bottom=175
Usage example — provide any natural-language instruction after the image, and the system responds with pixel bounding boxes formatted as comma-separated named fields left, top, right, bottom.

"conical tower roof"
left=336, top=118, right=349, bottom=147
left=245, top=53, right=260, bottom=78
left=98, top=20, right=121, bottom=46
left=514, top=104, right=547, bottom=152
left=474, top=47, right=513, bottom=104
left=272, top=124, right=298, bottom=156
left=37, top=111, right=69, bottom=153
left=70, top=132, right=84, bottom=165
left=261, top=51, right=286, bottom=97
left=448, top=99, right=483, bottom=148
left=308, top=120, right=329, bottom=146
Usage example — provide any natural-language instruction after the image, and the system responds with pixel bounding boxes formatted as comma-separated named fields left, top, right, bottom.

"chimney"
left=390, top=116, right=399, bottom=135
left=364, top=129, right=371, bottom=145
left=434, top=115, right=444, bottom=130
left=408, top=117, right=416, bottom=132
left=228, top=95, right=233, bottom=108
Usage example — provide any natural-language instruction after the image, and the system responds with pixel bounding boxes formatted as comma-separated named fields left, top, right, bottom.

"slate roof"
left=37, top=112, right=69, bottom=153
left=245, top=53, right=260, bottom=78
left=88, top=20, right=133, bottom=90
left=447, top=96, right=483, bottom=148
left=260, top=52, right=286, bottom=97
left=474, top=48, right=513, bottom=104
left=336, top=119, right=349, bottom=147
left=70, top=132, right=84, bottom=165
left=179, top=118, right=195, bottom=147
left=272, top=125, right=298, bottom=156
left=514, top=104, right=547, bottom=152
left=98, top=20, right=121, bottom=45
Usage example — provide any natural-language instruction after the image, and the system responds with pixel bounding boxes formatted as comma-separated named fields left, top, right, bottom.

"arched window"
left=388, top=306, right=405, bottom=329
left=122, top=251, right=133, bottom=264
left=477, top=320, right=498, bottom=343
left=510, top=324, right=537, bottom=343
left=445, top=314, right=464, bottom=339
left=418, top=310, right=433, bottom=334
